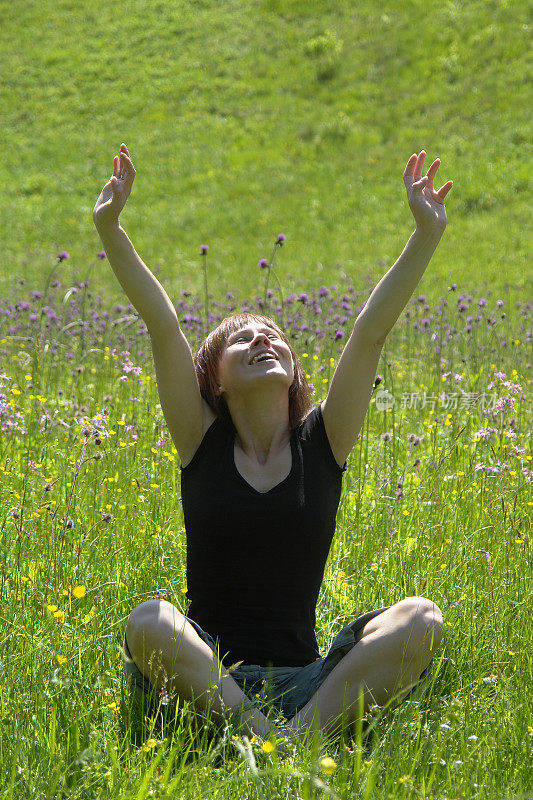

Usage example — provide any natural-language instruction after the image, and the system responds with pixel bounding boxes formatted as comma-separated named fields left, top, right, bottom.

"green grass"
left=1, top=0, right=530, bottom=301
left=1, top=274, right=532, bottom=798
left=1, top=0, right=532, bottom=797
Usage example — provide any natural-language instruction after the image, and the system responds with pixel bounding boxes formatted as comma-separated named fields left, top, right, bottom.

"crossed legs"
left=126, top=599, right=272, bottom=738
left=283, top=596, right=444, bottom=741
left=126, top=596, right=444, bottom=744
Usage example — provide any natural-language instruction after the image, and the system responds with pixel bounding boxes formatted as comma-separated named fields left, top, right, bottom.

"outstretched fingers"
left=425, top=158, right=441, bottom=192
left=403, top=151, right=426, bottom=189
left=116, top=144, right=136, bottom=186
left=403, top=153, right=417, bottom=189
left=436, top=180, right=453, bottom=201
left=413, top=151, right=426, bottom=182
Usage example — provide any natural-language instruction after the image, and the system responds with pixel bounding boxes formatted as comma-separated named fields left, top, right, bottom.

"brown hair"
left=194, top=313, right=313, bottom=429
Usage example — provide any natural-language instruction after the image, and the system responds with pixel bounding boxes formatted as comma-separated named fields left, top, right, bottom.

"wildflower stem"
left=270, top=266, right=285, bottom=329
left=202, top=252, right=209, bottom=337
left=263, top=241, right=279, bottom=310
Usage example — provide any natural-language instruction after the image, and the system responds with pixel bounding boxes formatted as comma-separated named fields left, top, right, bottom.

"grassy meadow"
left=1, top=0, right=532, bottom=797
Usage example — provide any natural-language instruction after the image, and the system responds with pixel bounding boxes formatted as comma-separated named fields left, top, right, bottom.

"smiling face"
left=194, top=312, right=313, bottom=428
left=217, top=322, right=294, bottom=399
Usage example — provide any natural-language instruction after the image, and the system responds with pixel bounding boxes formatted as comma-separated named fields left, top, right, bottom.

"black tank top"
left=180, top=403, right=347, bottom=667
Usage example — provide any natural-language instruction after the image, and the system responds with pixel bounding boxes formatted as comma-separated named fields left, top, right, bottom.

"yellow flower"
left=262, top=741, right=274, bottom=753
left=142, top=738, right=158, bottom=752
left=515, top=539, right=524, bottom=544
left=46, top=604, right=58, bottom=612
left=320, top=757, right=337, bottom=775
left=106, top=702, right=120, bottom=713
left=53, top=610, right=65, bottom=622
left=370, top=563, right=378, bottom=571
left=72, top=585, right=86, bottom=599
left=56, top=654, right=67, bottom=665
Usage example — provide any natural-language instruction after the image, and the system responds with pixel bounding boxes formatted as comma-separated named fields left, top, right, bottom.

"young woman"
left=93, top=144, right=452, bottom=745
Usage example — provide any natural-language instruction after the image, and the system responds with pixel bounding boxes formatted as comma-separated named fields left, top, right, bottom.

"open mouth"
left=249, top=352, right=278, bottom=365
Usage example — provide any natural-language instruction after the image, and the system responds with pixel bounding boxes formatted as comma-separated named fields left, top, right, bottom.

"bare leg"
left=126, top=599, right=272, bottom=739
left=284, top=597, right=444, bottom=741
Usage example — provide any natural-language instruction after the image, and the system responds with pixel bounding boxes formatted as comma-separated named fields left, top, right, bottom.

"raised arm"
left=93, top=144, right=213, bottom=463
left=322, top=151, right=453, bottom=467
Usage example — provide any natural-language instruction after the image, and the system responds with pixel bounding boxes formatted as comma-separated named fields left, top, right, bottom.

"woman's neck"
left=226, top=392, right=291, bottom=465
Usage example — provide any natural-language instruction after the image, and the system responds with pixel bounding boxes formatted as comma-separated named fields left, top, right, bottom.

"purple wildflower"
left=97, top=251, right=106, bottom=260
left=200, top=245, right=209, bottom=254
left=276, top=234, right=286, bottom=245
left=258, top=259, right=269, bottom=269
left=58, top=251, right=69, bottom=261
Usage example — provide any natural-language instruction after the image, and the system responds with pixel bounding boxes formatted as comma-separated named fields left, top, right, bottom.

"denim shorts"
left=122, top=606, right=404, bottom=728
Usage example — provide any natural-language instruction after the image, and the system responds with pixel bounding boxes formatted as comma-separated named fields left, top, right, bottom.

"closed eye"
left=232, top=331, right=278, bottom=343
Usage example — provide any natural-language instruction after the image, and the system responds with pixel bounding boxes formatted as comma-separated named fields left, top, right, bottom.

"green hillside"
left=1, top=0, right=530, bottom=302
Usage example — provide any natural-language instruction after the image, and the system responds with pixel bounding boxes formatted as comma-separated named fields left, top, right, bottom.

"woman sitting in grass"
left=93, top=143, right=453, bottom=747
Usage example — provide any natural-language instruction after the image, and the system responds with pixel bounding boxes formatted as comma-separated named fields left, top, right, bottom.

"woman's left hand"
left=403, top=151, right=453, bottom=234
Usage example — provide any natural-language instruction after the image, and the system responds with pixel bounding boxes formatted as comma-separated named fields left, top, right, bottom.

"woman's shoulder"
left=202, top=401, right=218, bottom=434
left=295, top=403, right=323, bottom=436
left=180, top=402, right=227, bottom=470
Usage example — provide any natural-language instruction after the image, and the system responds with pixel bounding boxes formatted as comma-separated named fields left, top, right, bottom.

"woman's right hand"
left=93, top=143, right=136, bottom=230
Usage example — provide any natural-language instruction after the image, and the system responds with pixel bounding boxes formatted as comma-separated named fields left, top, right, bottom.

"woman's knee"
left=396, top=596, right=444, bottom=658
left=126, top=599, right=186, bottom=663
